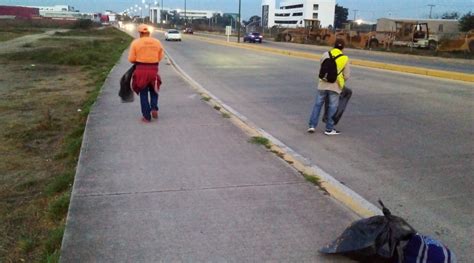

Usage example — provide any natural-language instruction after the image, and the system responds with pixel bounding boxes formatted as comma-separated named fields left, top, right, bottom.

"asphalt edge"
left=164, top=50, right=383, bottom=218
left=189, top=34, right=474, bottom=83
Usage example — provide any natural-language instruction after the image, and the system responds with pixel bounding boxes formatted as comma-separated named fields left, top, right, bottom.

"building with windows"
left=17, top=5, right=90, bottom=20
left=261, top=0, right=335, bottom=28
left=149, top=7, right=222, bottom=24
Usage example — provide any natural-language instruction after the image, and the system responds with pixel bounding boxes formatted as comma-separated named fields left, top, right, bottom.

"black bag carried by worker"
left=319, top=51, right=344, bottom=83
left=119, top=65, right=135, bottom=103
left=319, top=200, right=416, bottom=262
left=323, top=87, right=352, bottom=125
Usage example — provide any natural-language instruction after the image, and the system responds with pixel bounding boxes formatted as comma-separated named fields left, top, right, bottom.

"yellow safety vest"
left=329, top=48, right=348, bottom=89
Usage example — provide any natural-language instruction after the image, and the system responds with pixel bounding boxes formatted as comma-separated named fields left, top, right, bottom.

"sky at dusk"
left=1, top=0, right=472, bottom=21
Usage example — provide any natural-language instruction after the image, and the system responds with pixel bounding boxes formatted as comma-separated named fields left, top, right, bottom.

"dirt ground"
left=0, top=59, right=94, bottom=261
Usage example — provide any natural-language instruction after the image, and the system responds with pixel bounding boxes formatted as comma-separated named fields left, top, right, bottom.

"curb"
left=164, top=50, right=383, bottom=218
left=188, top=35, right=474, bottom=83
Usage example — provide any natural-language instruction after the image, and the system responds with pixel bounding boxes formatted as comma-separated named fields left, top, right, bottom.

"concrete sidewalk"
left=60, top=51, right=358, bottom=262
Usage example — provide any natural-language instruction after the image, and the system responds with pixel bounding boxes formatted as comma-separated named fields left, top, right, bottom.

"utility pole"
left=237, top=0, right=241, bottom=43
left=353, top=9, right=358, bottom=21
left=428, top=4, right=435, bottom=19
left=184, top=0, right=187, bottom=26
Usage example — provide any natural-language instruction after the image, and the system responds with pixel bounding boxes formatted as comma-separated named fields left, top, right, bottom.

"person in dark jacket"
left=128, top=24, right=164, bottom=123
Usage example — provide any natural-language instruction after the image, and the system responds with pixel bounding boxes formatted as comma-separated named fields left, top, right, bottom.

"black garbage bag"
left=119, top=65, right=135, bottom=103
left=320, top=200, right=416, bottom=262
left=322, top=87, right=352, bottom=125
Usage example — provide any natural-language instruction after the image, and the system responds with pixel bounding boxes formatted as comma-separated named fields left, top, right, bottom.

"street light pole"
left=184, top=0, right=187, bottom=26
left=428, top=4, right=435, bottom=19
left=353, top=9, right=358, bottom=21
left=237, top=0, right=241, bottom=43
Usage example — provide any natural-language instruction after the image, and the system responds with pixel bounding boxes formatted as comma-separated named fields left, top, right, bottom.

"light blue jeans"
left=308, top=90, right=339, bottom=131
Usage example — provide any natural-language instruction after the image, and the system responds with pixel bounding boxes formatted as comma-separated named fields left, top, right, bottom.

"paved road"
left=158, top=32, right=474, bottom=261
left=194, top=32, right=474, bottom=74
left=61, top=51, right=358, bottom=261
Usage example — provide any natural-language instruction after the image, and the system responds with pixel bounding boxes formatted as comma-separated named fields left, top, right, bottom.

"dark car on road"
left=183, top=28, right=194, bottom=34
left=243, top=32, right=263, bottom=43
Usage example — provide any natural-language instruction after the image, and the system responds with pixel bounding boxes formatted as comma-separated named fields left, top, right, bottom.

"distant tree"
left=244, top=15, right=261, bottom=26
left=122, top=15, right=132, bottom=22
left=168, top=10, right=183, bottom=26
left=440, top=12, right=460, bottom=19
left=73, top=19, right=94, bottom=29
left=459, top=12, right=474, bottom=31
left=160, top=10, right=169, bottom=22
left=334, top=4, right=348, bottom=29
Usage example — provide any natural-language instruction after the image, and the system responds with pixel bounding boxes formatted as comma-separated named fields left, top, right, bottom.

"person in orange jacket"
left=128, top=24, right=164, bottom=123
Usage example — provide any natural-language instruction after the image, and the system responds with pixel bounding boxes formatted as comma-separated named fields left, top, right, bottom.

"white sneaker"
left=307, top=127, right=315, bottom=133
left=324, top=129, right=340, bottom=135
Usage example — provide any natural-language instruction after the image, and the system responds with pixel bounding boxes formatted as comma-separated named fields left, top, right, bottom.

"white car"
left=165, top=29, right=182, bottom=41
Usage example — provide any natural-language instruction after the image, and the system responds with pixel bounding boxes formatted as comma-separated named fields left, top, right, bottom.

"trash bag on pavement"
left=119, top=65, right=135, bottom=103
left=320, top=200, right=416, bottom=262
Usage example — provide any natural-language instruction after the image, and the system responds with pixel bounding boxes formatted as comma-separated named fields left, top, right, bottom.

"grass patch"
left=54, top=28, right=118, bottom=37
left=222, top=112, right=231, bottom=118
left=4, top=28, right=130, bottom=67
left=43, top=226, right=64, bottom=260
left=213, top=105, right=221, bottom=111
left=45, top=250, right=60, bottom=263
left=48, top=192, right=70, bottom=221
left=15, top=177, right=43, bottom=192
left=18, top=237, right=36, bottom=254
left=45, top=172, right=75, bottom=196
left=302, top=173, right=327, bottom=193
left=0, top=26, right=131, bottom=261
left=201, top=96, right=211, bottom=102
left=249, top=136, right=271, bottom=149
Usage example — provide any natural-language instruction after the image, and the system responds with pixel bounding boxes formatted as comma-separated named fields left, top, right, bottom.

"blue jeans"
left=140, top=87, right=159, bottom=120
left=308, top=90, right=339, bottom=131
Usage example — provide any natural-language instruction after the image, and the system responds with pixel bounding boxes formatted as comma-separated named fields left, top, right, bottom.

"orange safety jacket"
left=128, top=36, right=164, bottom=63
left=128, top=36, right=164, bottom=93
